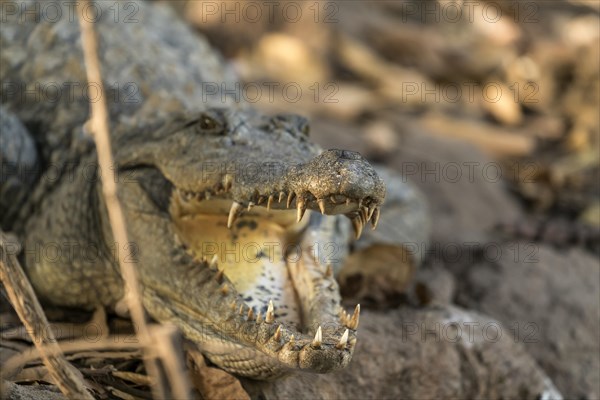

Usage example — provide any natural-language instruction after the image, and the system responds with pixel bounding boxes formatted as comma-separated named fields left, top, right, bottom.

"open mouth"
left=166, top=180, right=381, bottom=374
left=176, top=183, right=381, bottom=238
left=151, top=148, right=385, bottom=376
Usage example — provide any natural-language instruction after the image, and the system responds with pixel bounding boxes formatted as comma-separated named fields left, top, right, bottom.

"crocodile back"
left=0, top=0, right=240, bottom=232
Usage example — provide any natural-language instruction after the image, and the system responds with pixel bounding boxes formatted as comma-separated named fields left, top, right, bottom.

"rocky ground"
left=1, top=0, right=598, bottom=399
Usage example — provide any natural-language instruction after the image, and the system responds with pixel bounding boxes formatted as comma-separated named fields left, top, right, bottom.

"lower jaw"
left=143, top=263, right=355, bottom=379
left=143, top=285, right=293, bottom=379
left=165, top=201, right=357, bottom=377
left=173, top=208, right=307, bottom=329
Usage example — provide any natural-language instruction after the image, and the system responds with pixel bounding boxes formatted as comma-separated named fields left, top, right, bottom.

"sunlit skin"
left=24, top=109, right=385, bottom=379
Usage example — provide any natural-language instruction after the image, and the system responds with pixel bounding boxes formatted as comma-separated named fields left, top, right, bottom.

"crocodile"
left=0, top=1, right=408, bottom=379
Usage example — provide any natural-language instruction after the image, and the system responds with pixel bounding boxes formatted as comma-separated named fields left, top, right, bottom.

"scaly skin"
left=0, top=1, right=387, bottom=379
left=18, top=109, right=385, bottom=379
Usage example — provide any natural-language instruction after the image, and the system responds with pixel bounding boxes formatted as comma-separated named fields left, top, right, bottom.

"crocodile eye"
left=194, top=112, right=225, bottom=135
left=200, top=115, right=217, bottom=130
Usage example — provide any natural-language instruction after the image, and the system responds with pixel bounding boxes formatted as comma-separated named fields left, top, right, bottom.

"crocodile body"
left=0, top=1, right=410, bottom=379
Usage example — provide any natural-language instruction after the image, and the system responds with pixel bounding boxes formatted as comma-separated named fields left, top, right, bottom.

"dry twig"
left=0, top=231, right=94, bottom=399
left=76, top=1, right=193, bottom=398
left=1, top=335, right=142, bottom=379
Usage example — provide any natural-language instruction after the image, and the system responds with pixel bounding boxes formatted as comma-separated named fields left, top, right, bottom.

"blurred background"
left=163, top=0, right=599, bottom=229
left=160, top=3, right=600, bottom=396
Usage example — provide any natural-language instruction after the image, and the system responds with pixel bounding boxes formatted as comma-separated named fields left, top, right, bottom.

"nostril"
left=327, top=149, right=362, bottom=160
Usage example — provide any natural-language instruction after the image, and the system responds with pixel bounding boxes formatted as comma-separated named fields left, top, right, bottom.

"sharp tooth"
left=317, top=199, right=326, bottom=215
left=223, top=174, right=233, bottom=191
left=220, top=284, right=229, bottom=295
left=288, top=334, right=295, bottom=347
left=247, top=202, right=255, bottom=211
left=312, top=326, right=322, bottom=348
left=279, top=191, right=286, bottom=203
left=182, top=191, right=192, bottom=201
left=352, top=217, right=364, bottom=239
left=214, top=269, right=224, bottom=283
left=266, top=300, right=275, bottom=323
left=287, top=192, right=296, bottom=208
left=239, top=304, right=244, bottom=315
left=349, top=337, right=357, bottom=348
left=336, top=329, right=349, bottom=349
left=340, top=310, right=350, bottom=326
left=348, top=304, right=360, bottom=330
left=255, top=311, right=263, bottom=324
left=371, top=207, right=380, bottom=230
left=227, top=202, right=243, bottom=228
left=209, top=255, right=218, bottom=270
left=247, top=308, right=254, bottom=321
left=267, top=195, right=274, bottom=211
left=325, top=264, right=333, bottom=278
left=296, top=199, right=306, bottom=222
left=273, top=325, right=282, bottom=341
left=257, top=196, right=265, bottom=205
left=367, top=206, right=375, bottom=221
left=360, top=207, right=369, bottom=223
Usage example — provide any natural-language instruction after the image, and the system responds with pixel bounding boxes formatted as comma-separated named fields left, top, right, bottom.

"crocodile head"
left=116, top=108, right=385, bottom=378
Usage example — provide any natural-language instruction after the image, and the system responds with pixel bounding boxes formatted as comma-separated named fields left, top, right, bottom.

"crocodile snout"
left=287, top=149, right=386, bottom=205
left=328, top=149, right=363, bottom=160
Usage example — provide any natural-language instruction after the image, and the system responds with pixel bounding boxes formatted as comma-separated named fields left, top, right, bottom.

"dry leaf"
left=186, top=345, right=250, bottom=400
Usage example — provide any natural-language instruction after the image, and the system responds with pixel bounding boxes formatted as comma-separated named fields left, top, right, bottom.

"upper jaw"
left=177, top=149, right=386, bottom=238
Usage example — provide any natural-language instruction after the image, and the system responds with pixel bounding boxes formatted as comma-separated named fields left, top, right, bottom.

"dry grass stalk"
left=2, top=334, right=143, bottom=378
left=75, top=1, right=192, bottom=397
left=0, top=231, right=94, bottom=399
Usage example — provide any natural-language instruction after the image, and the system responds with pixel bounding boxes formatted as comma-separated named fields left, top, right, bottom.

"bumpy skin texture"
left=1, top=0, right=238, bottom=236
left=0, top=106, right=39, bottom=228
left=1, top=1, right=389, bottom=378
